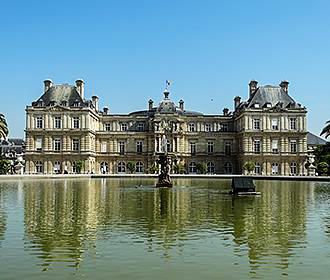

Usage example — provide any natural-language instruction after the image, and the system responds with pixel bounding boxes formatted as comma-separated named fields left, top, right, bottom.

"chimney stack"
left=249, top=80, right=258, bottom=98
left=148, top=99, right=153, bottom=111
left=75, top=79, right=84, bottom=99
left=43, top=79, right=53, bottom=93
left=234, top=96, right=241, bottom=110
left=179, top=99, right=184, bottom=111
left=279, top=80, right=289, bottom=93
left=92, top=95, right=99, bottom=111
left=223, top=108, right=229, bottom=116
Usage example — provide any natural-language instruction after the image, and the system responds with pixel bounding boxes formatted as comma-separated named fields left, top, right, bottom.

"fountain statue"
left=155, top=133, right=173, bottom=188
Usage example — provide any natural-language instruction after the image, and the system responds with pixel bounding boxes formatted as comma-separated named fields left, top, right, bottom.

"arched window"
left=207, top=162, right=215, bottom=174
left=189, top=162, right=197, bottom=173
left=117, top=162, right=126, bottom=173
left=35, top=161, right=43, bottom=173
left=290, top=162, right=297, bottom=175
left=54, top=161, right=61, bottom=174
left=224, top=162, right=233, bottom=174
left=136, top=161, right=144, bottom=173
left=100, top=162, right=109, bottom=174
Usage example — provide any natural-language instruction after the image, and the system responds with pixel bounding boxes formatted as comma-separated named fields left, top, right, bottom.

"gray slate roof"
left=35, top=85, right=85, bottom=107
left=247, top=85, right=297, bottom=108
left=307, top=132, right=327, bottom=145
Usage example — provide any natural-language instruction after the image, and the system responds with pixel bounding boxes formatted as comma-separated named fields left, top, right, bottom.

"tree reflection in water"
left=22, top=178, right=315, bottom=274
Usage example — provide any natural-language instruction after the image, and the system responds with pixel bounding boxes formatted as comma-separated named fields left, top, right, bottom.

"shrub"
left=0, top=159, right=11, bottom=175
left=317, top=162, right=329, bottom=176
left=243, top=161, right=255, bottom=175
left=148, top=163, right=159, bottom=174
left=127, top=161, right=136, bottom=174
left=196, top=163, right=207, bottom=174
left=173, top=163, right=186, bottom=174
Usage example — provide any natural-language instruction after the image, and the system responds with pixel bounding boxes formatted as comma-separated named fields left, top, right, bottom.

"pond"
left=0, top=178, right=330, bottom=279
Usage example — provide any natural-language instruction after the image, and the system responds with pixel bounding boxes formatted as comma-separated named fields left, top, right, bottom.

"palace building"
left=25, top=79, right=308, bottom=175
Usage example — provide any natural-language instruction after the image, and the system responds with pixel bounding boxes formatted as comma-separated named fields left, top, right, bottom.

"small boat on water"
left=230, top=177, right=260, bottom=196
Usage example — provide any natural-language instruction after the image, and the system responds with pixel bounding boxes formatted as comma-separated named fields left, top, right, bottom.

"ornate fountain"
left=156, top=152, right=173, bottom=188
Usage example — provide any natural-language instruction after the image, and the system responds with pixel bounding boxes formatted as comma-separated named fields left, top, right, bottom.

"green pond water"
left=0, top=178, right=330, bottom=279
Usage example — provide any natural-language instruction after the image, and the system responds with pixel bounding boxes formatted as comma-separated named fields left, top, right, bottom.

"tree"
left=196, top=163, right=207, bottom=174
left=0, top=114, right=9, bottom=140
left=0, top=159, right=11, bottom=175
left=75, top=160, right=85, bottom=174
left=243, top=161, right=255, bottom=175
left=321, top=120, right=330, bottom=139
left=317, top=162, right=329, bottom=176
left=148, top=163, right=159, bottom=174
left=127, top=161, right=136, bottom=174
left=173, top=162, right=186, bottom=174
left=313, top=143, right=330, bottom=176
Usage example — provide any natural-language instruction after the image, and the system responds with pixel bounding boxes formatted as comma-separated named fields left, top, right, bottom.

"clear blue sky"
left=1, top=0, right=329, bottom=138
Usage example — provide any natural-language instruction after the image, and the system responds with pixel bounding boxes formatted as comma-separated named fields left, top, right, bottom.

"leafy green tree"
left=243, top=161, right=255, bottom=175
left=127, top=161, right=136, bottom=174
left=313, top=143, right=330, bottom=176
left=148, top=163, right=159, bottom=174
left=196, top=163, right=207, bottom=174
left=317, top=162, right=329, bottom=176
left=0, top=114, right=9, bottom=140
left=75, top=160, right=85, bottom=174
left=173, top=162, right=186, bottom=174
left=321, top=120, right=330, bottom=139
left=0, top=159, right=11, bottom=174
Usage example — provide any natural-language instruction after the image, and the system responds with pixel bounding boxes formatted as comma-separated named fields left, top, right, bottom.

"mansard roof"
left=307, top=132, right=327, bottom=145
left=246, top=85, right=298, bottom=109
left=34, top=84, right=86, bottom=107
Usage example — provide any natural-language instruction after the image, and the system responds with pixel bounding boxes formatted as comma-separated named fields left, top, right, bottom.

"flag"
left=166, top=80, right=171, bottom=87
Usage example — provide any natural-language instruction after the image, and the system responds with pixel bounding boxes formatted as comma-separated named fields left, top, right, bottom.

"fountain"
left=155, top=152, right=173, bottom=188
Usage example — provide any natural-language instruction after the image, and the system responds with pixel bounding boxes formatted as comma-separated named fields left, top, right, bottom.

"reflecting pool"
left=0, top=178, right=330, bottom=279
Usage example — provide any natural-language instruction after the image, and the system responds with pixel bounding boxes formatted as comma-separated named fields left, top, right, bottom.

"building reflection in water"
left=22, top=178, right=315, bottom=273
left=0, top=187, right=7, bottom=247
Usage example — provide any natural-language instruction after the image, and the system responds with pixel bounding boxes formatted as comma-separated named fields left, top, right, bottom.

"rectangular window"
left=207, top=141, right=214, bottom=154
left=174, top=137, right=178, bottom=152
left=253, top=118, right=260, bottom=130
left=72, top=116, right=80, bottom=129
left=290, top=118, right=297, bottom=130
left=121, top=123, right=128, bottom=131
left=154, top=123, right=159, bottom=131
left=225, top=141, right=232, bottom=155
left=54, top=138, right=61, bottom=152
left=136, top=141, right=143, bottom=154
left=272, top=163, right=279, bottom=175
left=54, top=116, right=62, bottom=129
left=156, top=137, right=160, bottom=152
left=137, top=122, right=145, bottom=131
left=72, top=139, right=80, bottom=151
left=104, top=123, right=111, bottom=131
left=188, top=123, right=195, bottom=132
left=272, top=118, right=279, bottom=130
left=272, top=139, right=279, bottom=154
left=255, top=162, right=261, bottom=175
left=190, top=142, right=196, bottom=155
left=101, top=141, right=107, bottom=153
left=119, top=141, right=125, bottom=155
left=290, top=140, right=297, bottom=153
left=35, top=138, right=42, bottom=151
left=36, top=116, right=43, bottom=129
left=254, top=139, right=261, bottom=154
left=205, top=123, right=212, bottom=132
left=221, top=123, right=228, bottom=132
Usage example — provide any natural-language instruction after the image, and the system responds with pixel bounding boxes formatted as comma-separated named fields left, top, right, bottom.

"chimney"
left=249, top=80, right=258, bottom=98
left=148, top=99, right=153, bottom=111
left=43, top=79, right=53, bottom=93
left=75, top=79, right=84, bottom=99
left=179, top=99, right=184, bottom=110
left=92, top=95, right=99, bottom=111
left=279, top=80, right=289, bottom=93
left=223, top=108, right=229, bottom=116
left=103, top=106, right=109, bottom=115
left=234, top=96, right=241, bottom=110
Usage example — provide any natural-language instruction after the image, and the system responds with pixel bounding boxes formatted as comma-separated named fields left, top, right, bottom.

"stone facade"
left=25, top=79, right=308, bottom=175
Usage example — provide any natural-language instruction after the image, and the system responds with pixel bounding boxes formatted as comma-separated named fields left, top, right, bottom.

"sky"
left=0, top=0, right=329, bottom=138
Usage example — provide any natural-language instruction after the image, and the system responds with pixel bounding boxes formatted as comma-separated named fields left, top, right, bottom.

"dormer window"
left=188, top=123, right=196, bottom=132
left=61, top=101, right=68, bottom=107
left=266, top=103, right=272, bottom=108
left=49, top=101, right=55, bottom=106
left=38, top=100, right=44, bottom=107
left=254, top=103, right=260, bottom=108
left=73, top=101, right=80, bottom=107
